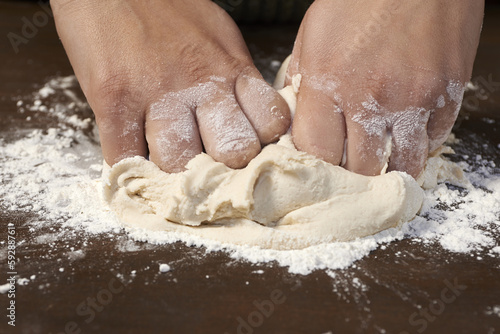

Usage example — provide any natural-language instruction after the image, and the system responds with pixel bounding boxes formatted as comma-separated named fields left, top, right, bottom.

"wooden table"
left=1, top=1, right=499, bottom=333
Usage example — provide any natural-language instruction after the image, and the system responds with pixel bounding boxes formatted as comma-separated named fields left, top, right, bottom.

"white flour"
left=1, top=76, right=499, bottom=275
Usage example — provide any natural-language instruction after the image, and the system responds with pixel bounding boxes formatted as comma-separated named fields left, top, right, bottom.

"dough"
left=102, top=73, right=428, bottom=250
left=103, top=134, right=423, bottom=249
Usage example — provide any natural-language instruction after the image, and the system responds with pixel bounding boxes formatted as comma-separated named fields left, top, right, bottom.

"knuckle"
left=177, top=42, right=248, bottom=83
left=90, top=72, right=140, bottom=117
left=177, top=44, right=222, bottom=82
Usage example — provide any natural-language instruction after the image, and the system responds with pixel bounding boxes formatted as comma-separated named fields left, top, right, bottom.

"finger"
left=343, top=99, right=390, bottom=176
left=235, top=68, right=291, bottom=144
left=284, top=22, right=305, bottom=87
left=273, top=54, right=292, bottom=90
left=427, top=81, right=464, bottom=152
left=94, top=108, right=148, bottom=167
left=388, top=107, right=430, bottom=178
left=196, top=91, right=260, bottom=169
left=291, top=79, right=346, bottom=166
left=145, top=98, right=202, bottom=173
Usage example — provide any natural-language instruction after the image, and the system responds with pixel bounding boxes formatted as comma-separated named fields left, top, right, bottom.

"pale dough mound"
left=103, top=127, right=424, bottom=250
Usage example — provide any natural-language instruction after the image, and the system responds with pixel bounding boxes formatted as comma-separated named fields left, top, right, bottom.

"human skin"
left=287, top=0, right=484, bottom=178
left=51, top=0, right=484, bottom=178
left=50, top=0, right=291, bottom=172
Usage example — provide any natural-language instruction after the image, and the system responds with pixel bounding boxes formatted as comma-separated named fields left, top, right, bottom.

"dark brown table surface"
left=1, top=1, right=500, bottom=334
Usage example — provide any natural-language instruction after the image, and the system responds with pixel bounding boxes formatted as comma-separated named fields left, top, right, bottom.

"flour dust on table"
left=0, top=75, right=498, bottom=274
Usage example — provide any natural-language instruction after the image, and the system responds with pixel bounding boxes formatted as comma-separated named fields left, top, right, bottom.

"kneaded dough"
left=103, top=134, right=423, bottom=249
left=102, top=75, right=429, bottom=250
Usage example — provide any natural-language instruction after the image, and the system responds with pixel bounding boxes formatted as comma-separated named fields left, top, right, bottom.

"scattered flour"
left=159, top=264, right=171, bottom=273
left=0, top=283, right=10, bottom=294
left=1, top=76, right=499, bottom=275
left=485, top=305, right=500, bottom=318
left=0, top=278, right=31, bottom=294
